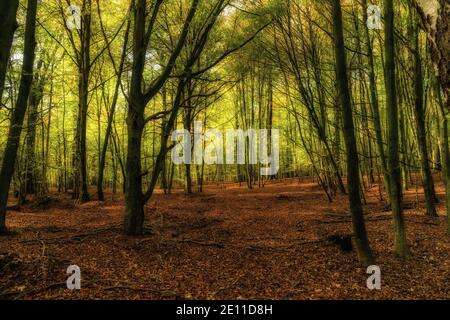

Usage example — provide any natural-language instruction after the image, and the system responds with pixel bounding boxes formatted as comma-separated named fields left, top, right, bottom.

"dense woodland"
left=0, top=0, right=449, bottom=299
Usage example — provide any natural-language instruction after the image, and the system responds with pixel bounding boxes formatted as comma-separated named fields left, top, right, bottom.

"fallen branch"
left=245, top=246, right=290, bottom=253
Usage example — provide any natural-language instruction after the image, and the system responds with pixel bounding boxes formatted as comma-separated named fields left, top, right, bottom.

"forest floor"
left=0, top=179, right=448, bottom=300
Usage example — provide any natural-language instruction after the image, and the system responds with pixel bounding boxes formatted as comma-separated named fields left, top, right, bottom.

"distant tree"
left=96, top=3, right=132, bottom=201
left=409, top=10, right=438, bottom=217
left=361, top=0, right=390, bottom=203
left=20, top=59, right=45, bottom=203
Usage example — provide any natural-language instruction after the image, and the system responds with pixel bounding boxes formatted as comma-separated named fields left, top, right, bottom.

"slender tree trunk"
left=43, top=72, right=53, bottom=195
left=411, top=13, right=438, bottom=217
left=0, top=0, right=38, bottom=234
left=362, top=0, right=390, bottom=202
left=21, top=60, right=45, bottom=203
left=73, top=0, right=92, bottom=202
left=184, top=85, right=193, bottom=194
left=98, top=17, right=131, bottom=201
left=437, top=82, right=450, bottom=235
left=160, top=84, right=169, bottom=193
left=331, top=0, right=374, bottom=266
left=0, top=0, right=19, bottom=101
left=441, top=113, right=450, bottom=235
left=384, top=0, right=410, bottom=257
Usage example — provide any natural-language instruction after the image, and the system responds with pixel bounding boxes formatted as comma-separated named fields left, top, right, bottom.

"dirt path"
left=0, top=180, right=448, bottom=300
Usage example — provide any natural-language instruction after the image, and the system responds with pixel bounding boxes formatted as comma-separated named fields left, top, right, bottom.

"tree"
left=124, top=0, right=200, bottom=235
left=330, top=0, right=374, bottom=266
left=59, top=0, right=116, bottom=202
left=96, top=3, right=132, bottom=201
left=410, top=10, right=438, bottom=217
left=20, top=59, right=45, bottom=202
left=384, top=0, right=409, bottom=257
left=0, top=0, right=38, bottom=234
left=124, top=0, right=266, bottom=234
left=411, top=0, right=450, bottom=234
left=57, top=0, right=93, bottom=202
left=0, top=0, right=19, bottom=102
left=411, top=0, right=450, bottom=106
left=361, top=0, right=390, bottom=203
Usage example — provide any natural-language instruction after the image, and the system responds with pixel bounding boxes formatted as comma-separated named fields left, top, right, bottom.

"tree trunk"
left=123, top=0, right=199, bottom=235
left=412, top=0, right=450, bottom=106
left=441, top=113, right=450, bottom=235
left=331, top=0, right=374, bottom=266
left=184, top=84, right=193, bottom=195
left=362, top=0, right=391, bottom=202
left=0, top=0, right=19, bottom=101
left=384, top=0, right=410, bottom=257
left=411, top=13, right=438, bottom=217
left=124, top=106, right=145, bottom=235
left=73, top=0, right=92, bottom=203
left=0, top=0, right=38, bottom=234
left=160, top=84, right=169, bottom=193
left=98, top=16, right=131, bottom=201
left=21, top=60, right=45, bottom=203
left=437, top=81, right=450, bottom=235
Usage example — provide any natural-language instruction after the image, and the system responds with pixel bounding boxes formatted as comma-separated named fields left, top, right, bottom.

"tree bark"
left=331, top=0, right=374, bottom=266
left=184, top=80, right=193, bottom=195
left=410, top=13, right=438, bottom=217
left=362, top=0, right=391, bottom=202
left=412, top=0, right=450, bottom=104
left=0, top=0, right=38, bottom=234
left=20, top=60, right=45, bottom=203
left=437, top=82, right=450, bottom=235
left=76, top=0, right=92, bottom=203
left=384, top=0, right=410, bottom=257
left=441, top=110, right=450, bottom=235
left=0, top=0, right=19, bottom=102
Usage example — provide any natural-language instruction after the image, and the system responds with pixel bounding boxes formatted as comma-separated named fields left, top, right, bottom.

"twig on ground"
left=209, top=274, right=244, bottom=299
